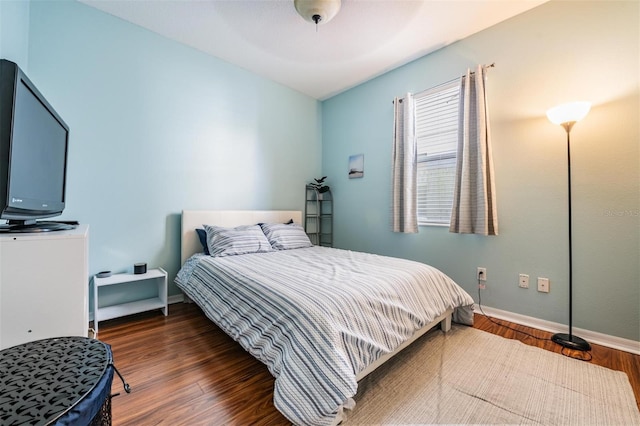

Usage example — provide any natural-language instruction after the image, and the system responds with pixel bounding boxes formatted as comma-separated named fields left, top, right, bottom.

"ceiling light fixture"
left=294, top=0, right=341, bottom=27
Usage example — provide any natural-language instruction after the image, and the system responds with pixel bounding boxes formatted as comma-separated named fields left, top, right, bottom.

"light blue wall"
left=0, top=0, right=30, bottom=68
left=24, top=0, right=321, bottom=303
left=11, top=0, right=639, bottom=341
left=322, top=1, right=639, bottom=341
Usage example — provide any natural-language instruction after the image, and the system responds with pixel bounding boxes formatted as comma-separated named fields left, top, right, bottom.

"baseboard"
left=476, top=305, right=640, bottom=356
left=168, top=294, right=184, bottom=304
left=97, top=294, right=637, bottom=354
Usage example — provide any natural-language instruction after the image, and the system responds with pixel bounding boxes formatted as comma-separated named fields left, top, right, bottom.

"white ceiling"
left=79, top=0, right=547, bottom=100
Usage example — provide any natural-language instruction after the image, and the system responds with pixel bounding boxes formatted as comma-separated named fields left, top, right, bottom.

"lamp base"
left=551, top=333, right=591, bottom=351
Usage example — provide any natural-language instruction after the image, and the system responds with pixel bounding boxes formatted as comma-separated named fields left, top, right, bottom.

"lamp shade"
left=546, top=101, right=591, bottom=125
left=294, top=0, right=341, bottom=25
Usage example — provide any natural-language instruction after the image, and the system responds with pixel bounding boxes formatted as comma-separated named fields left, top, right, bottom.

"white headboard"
left=180, top=210, right=303, bottom=264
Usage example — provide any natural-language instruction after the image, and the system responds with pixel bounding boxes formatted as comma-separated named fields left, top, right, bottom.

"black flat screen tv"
left=0, top=59, right=74, bottom=233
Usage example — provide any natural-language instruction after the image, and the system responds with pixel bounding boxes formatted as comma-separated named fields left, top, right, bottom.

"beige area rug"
left=343, top=325, right=640, bottom=425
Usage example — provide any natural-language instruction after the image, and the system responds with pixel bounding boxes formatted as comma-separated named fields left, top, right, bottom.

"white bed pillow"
left=260, top=222, right=313, bottom=250
left=203, top=224, right=273, bottom=257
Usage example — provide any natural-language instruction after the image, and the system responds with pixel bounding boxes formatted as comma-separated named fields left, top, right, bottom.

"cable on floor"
left=476, top=280, right=592, bottom=362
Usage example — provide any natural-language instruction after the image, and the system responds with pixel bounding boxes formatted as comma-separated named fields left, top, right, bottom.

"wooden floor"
left=99, top=303, right=640, bottom=425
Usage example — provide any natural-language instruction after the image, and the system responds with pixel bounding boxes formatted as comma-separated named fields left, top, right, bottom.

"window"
left=414, top=80, right=460, bottom=226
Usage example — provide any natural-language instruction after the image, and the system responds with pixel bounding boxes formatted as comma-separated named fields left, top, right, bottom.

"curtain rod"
left=394, top=63, right=495, bottom=103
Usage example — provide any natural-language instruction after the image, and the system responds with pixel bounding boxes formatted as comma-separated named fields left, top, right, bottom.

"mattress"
left=175, top=245, right=474, bottom=426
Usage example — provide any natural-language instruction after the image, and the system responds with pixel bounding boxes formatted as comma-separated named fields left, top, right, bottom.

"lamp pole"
left=550, top=120, right=590, bottom=351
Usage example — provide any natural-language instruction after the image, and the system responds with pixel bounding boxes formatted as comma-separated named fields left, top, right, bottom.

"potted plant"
left=309, top=176, right=330, bottom=198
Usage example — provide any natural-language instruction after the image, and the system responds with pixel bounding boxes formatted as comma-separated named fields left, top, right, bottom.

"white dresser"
left=0, top=225, right=89, bottom=349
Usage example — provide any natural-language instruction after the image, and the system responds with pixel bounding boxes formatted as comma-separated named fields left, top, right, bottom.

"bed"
left=175, top=210, right=475, bottom=426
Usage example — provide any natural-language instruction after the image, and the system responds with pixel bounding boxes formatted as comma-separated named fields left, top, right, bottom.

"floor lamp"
left=546, top=101, right=591, bottom=351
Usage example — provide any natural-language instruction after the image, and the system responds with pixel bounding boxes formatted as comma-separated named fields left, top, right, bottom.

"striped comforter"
left=175, top=246, right=474, bottom=426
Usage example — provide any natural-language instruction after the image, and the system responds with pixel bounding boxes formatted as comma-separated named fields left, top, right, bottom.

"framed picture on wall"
left=348, top=154, right=364, bottom=179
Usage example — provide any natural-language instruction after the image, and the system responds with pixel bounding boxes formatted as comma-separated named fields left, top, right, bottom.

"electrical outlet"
left=537, top=277, right=550, bottom=293
left=477, top=267, right=487, bottom=281
left=519, top=274, right=529, bottom=288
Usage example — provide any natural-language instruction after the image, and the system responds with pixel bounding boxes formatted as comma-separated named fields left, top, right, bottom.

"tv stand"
left=0, top=225, right=89, bottom=349
left=0, top=220, right=78, bottom=233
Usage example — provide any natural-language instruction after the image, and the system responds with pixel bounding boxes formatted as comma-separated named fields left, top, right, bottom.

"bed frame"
left=180, top=210, right=303, bottom=264
left=179, top=209, right=453, bottom=382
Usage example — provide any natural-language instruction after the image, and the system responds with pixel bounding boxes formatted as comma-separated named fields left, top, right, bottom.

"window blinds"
left=415, top=80, right=460, bottom=225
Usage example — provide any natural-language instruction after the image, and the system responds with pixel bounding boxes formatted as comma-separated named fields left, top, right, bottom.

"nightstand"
left=93, top=268, right=168, bottom=334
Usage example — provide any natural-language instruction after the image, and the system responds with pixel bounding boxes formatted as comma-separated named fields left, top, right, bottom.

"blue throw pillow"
left=196, top=228, right=210, bottom=255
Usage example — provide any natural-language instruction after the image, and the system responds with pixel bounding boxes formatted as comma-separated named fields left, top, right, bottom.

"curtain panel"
left=391, top=93, right=418, bottom=233
left=450, top=65, right=499, bottom=235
